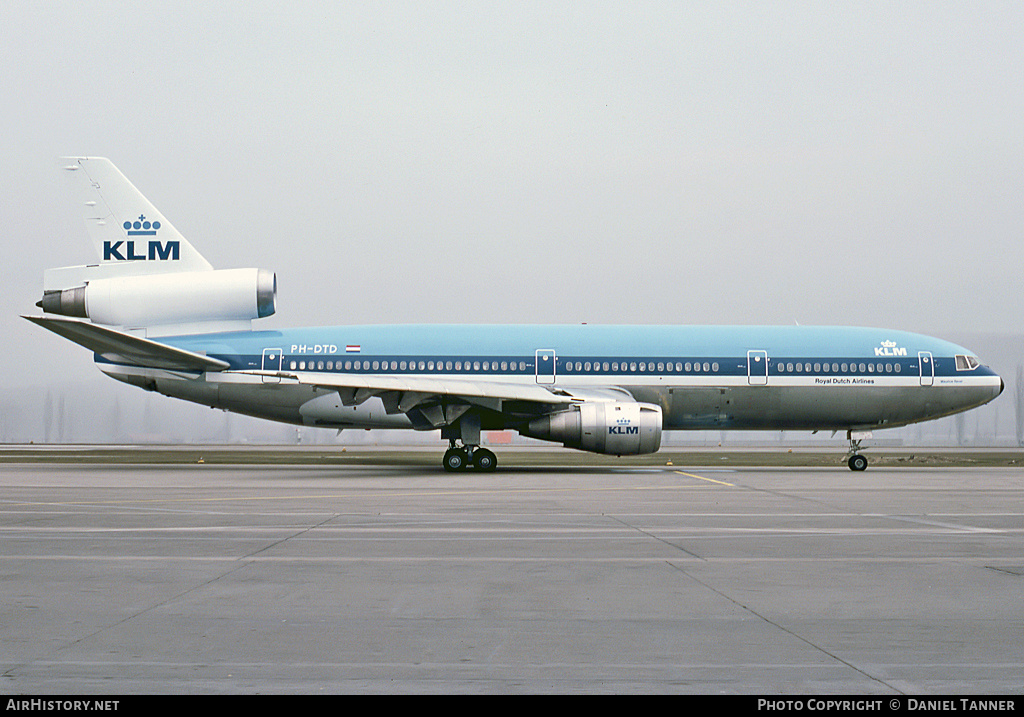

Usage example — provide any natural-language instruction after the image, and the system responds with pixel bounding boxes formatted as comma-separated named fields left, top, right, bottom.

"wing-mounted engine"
left=38, top=267, right=277, bottom=333
left=523, top=401, right=663, bottom=455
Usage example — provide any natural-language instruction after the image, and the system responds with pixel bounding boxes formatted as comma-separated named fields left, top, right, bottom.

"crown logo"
left=616, top=418, right=631, bottom=425
left=881, top=340, right=897, bottom=348
left=123, top=214, right=161, bottom=236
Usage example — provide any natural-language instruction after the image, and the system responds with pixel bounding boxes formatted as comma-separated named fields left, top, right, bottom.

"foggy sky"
left=3, top=1, right=1024, bottom=393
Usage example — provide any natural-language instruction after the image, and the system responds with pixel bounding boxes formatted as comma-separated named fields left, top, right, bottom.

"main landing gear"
left=443, top=441, right=497, bottom=472
left=846, top=430, right=870, bottom=471
left=441, top=413, right=498, bottom=472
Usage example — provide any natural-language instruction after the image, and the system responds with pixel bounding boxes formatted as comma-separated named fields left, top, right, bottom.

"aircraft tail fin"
left=36, top=157, right=277, bottom=336
left=57, top=157, right=213, bottom=279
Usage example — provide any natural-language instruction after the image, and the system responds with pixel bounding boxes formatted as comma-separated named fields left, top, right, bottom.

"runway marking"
left=673, top=470, right=735, bottom=487
left=0, top=482, right=720, bottom=509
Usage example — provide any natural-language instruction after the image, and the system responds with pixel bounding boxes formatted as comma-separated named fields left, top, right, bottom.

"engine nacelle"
left=39, top=268, right=277, bottom=328
left=524, top=401, right=663, bottom=455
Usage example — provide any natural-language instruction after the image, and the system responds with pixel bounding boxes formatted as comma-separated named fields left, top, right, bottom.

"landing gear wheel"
left=473, top=448, right=497, bottom=472
left=443, top=447, right=469, bottom=472
left=848, top=454, right=868, bottom=472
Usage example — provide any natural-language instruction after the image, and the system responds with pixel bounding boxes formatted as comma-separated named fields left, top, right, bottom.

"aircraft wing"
left=240, top=369, right=636, bottom=429
left=23, top=315, right=231, bottom=372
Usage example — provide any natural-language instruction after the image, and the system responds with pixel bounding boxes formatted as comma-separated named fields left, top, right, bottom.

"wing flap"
left=245, top=369, right=576, bottom=406
left=24, top=314, right=230, bottom=372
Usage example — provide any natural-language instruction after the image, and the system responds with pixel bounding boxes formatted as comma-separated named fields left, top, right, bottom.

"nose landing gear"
left=847, top=453, right=868, bottom=471
left=846, top=430, right=870, bottom=471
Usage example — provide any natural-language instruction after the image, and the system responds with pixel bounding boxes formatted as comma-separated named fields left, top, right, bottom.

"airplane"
left=26, top=157, right=1004, bottom=472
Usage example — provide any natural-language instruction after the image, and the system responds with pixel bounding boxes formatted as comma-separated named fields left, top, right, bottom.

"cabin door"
left=535, top=349, right=557, bottom=384
left=747, top=350, right=769, bottom=385
left=918, top=351, right=934, bottom=387
left=262, top=348, right=283, bottom=383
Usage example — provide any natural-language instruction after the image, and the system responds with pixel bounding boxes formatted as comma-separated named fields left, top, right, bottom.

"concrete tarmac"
left=1, top=457, right=1023, bottom=694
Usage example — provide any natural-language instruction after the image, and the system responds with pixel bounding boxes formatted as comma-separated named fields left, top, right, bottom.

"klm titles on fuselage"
left=875, top=341, right=908, bottom=357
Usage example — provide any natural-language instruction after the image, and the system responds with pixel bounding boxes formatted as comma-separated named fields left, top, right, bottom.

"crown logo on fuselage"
left=875, top=340, right=907, bottom=357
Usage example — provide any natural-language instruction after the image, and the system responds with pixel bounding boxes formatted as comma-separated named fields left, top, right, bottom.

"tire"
left=473, top=448, right=497, bottom=472
left=848, top=454, right=868, bottom=472
left=443, top=448, right=467, bottom=472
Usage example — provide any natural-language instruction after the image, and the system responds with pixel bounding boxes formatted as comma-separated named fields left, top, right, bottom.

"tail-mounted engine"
left=38, top=268, right=276, bottom=330
left=524, top=401, right=663, bottom=455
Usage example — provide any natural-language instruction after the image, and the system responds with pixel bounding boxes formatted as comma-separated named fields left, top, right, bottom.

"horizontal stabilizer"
left=23, top=314, right=229, bottom=372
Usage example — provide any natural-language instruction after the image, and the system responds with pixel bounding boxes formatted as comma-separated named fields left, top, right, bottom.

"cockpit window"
left=955, top=355, right=980, bottom=371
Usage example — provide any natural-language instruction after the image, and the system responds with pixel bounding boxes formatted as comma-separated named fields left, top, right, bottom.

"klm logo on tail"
left=104, top=215, right=179, bottom=261
left=124, top=215, right=160, bottom=236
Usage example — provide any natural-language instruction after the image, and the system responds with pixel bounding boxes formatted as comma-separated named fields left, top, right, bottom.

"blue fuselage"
left=111, top=323, right=1002, bottom=432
